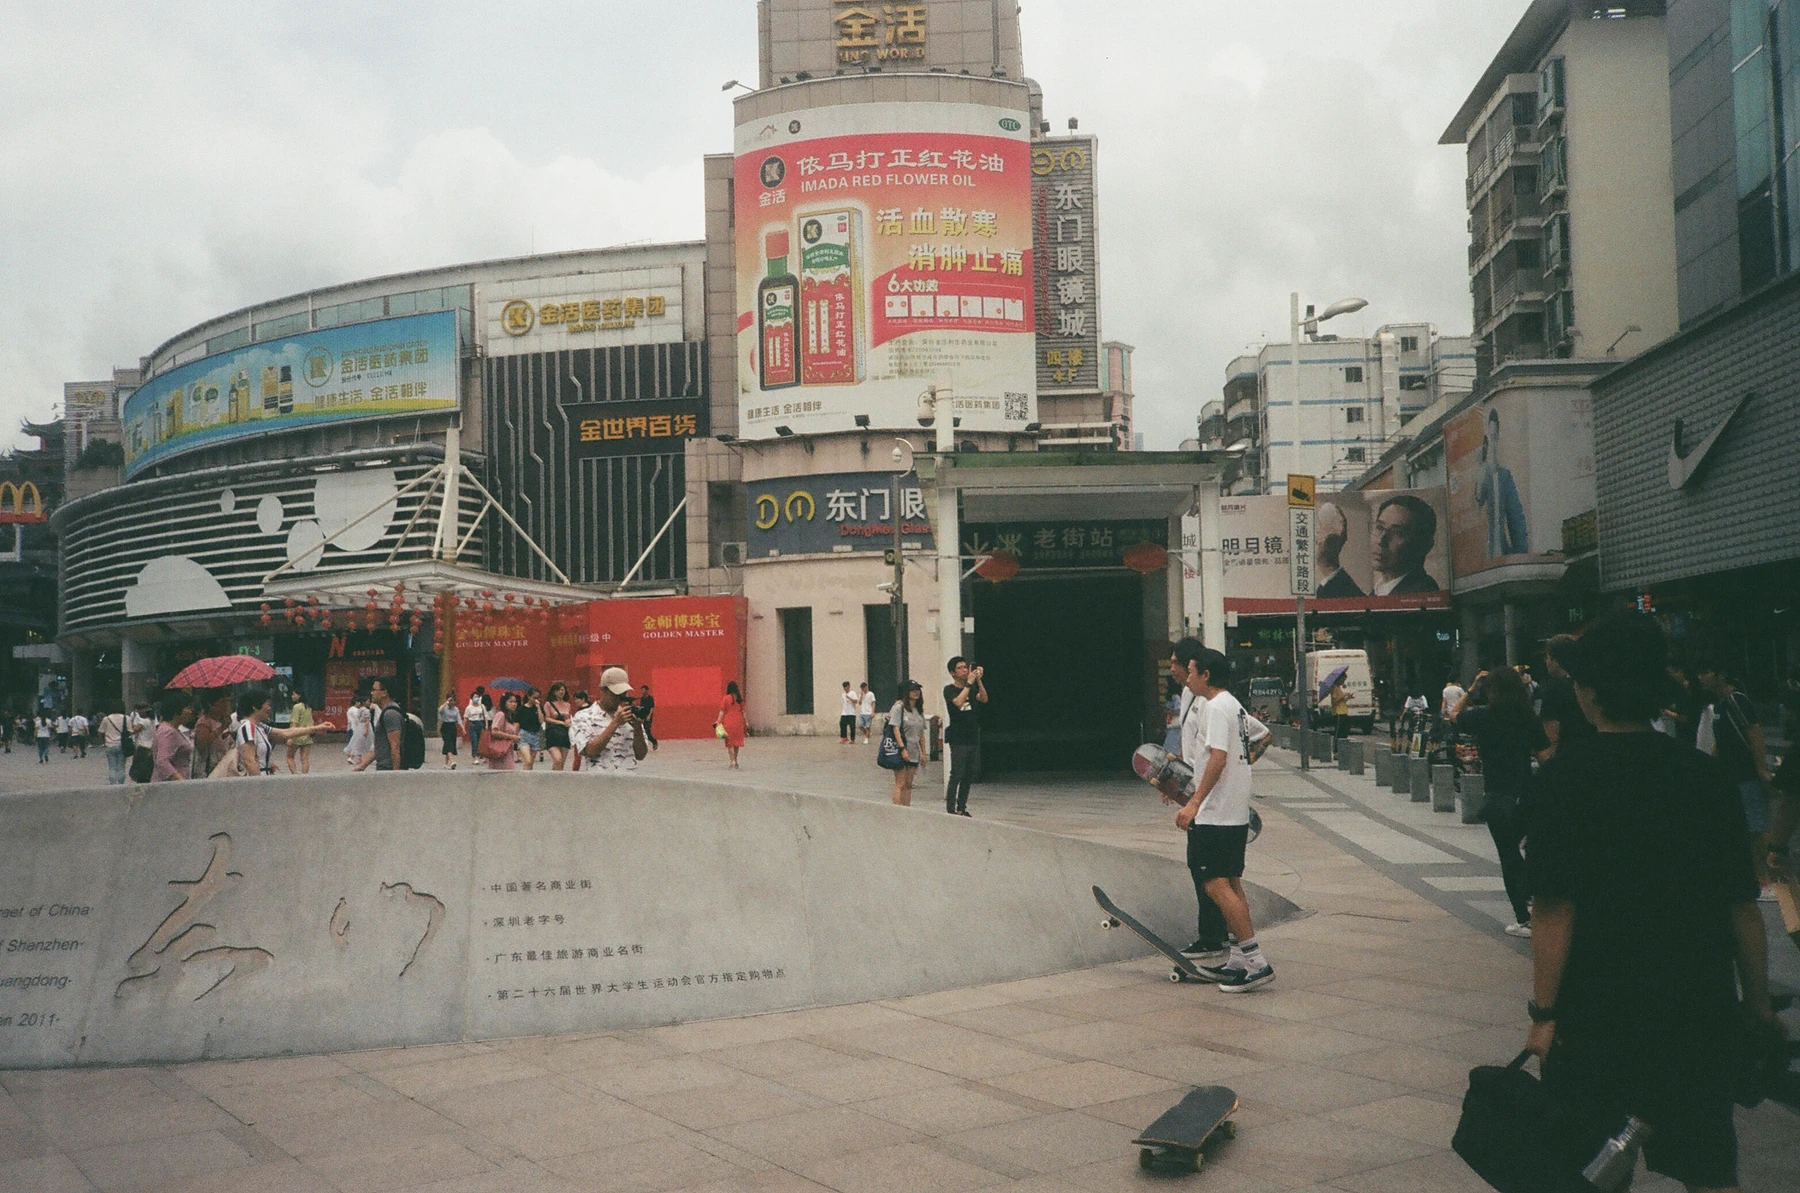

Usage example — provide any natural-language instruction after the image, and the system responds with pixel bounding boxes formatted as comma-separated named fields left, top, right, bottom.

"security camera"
left=916, top=393, right=937, bottom=427
left=890, top=445, right=905, bottom=465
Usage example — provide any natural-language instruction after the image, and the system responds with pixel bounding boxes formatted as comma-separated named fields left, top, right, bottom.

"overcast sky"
left=0, top=1, right=1530, bottom=454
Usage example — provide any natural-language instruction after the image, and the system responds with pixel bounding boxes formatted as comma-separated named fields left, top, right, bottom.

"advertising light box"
left=734, top=101, right=1037, bottom=438
left=1214, top=489, right=1453, bottom=614
left=123, top=311, right=459, bottom=478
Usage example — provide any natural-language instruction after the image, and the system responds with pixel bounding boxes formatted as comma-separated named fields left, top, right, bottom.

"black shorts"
left=1186, top=823, right=1249, bottom=882
left=440, top=725, right=458, bottom=753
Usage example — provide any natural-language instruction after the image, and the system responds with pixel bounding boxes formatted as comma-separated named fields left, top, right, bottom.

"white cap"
left=601, top=666, right=632, bottom=695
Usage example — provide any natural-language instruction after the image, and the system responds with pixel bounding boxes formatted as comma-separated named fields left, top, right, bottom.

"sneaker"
left=1504, top=922, right=1533, bottom=938
left=1179, top=939, right=1227, bottom=964
left=1216, top=965, right=1276, bottom=993
left=1189, top=959, right=1239, bottom=982
left=957, top=809, right=971, bottom=817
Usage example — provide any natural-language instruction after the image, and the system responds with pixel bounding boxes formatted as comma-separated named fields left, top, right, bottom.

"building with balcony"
left=1443, top=1, right=1678, bottom=374
left=1221, top=324, right=1472, bottom=494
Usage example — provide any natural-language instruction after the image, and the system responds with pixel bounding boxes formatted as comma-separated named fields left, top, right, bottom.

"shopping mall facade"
left=51, top=1, right=1232, bottom=765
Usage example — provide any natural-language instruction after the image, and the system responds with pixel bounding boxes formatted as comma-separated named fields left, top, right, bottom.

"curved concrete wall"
left=0, top=773, right=1298, bottom=1068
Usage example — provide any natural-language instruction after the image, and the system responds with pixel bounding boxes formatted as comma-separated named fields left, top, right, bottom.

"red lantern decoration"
left=260, top=614, right=272, bottom=626
left=973, top=551, right=1021, bottom=583
left=523, top=596, right=535, bottom=606
left=1122, top=542, right=1169, bottom=575
left=366, top=588, right=379, bottom=599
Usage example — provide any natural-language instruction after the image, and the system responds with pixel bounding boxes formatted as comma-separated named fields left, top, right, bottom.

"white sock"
left=1230, top=937, right=1268, bottom=973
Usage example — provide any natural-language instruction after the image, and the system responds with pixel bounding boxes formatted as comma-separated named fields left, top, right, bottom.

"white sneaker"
left=1504, top=922, right=1533, bottom=938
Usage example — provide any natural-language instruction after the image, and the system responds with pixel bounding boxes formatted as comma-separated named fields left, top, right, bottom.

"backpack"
left=401, top=712, right=427, bottom=770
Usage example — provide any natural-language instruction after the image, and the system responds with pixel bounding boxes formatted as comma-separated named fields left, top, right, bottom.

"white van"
left=1305, top=649, right=1375, bottom=733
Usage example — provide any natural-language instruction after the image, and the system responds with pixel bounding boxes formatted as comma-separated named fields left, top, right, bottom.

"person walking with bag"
left=885, top=681, right=927, bottom=806
left=483, top=692, right=523, bottom=770
left=438, top=692, right=462, bottom=769
left=1525, top=614, right=1782, bottom=1193
left=717, top=682, right=746, bottom=769
left=463, top=687, right=489, bottom=758
left=1448, top=667, right=1548, bottom=938
left=543, top=682, right=573, bottom=770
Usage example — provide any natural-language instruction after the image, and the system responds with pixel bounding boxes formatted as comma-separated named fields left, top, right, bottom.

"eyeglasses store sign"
left=483, top=268, right=685, bottom=355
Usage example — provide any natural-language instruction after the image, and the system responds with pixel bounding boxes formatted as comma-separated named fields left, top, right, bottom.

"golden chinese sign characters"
left=835, top=1, right=927, bottom=64
left=500, top=294, right=670, bottom=338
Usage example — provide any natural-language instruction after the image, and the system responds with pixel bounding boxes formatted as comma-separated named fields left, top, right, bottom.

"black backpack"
left=401, top=712, right=427, bottom=770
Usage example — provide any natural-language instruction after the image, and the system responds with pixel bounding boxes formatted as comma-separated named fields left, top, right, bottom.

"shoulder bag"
left=877, top=712, right=908, bottom=770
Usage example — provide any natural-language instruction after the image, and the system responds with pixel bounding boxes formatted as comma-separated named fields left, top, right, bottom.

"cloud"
left=0, top=0, right=1529, bottom=459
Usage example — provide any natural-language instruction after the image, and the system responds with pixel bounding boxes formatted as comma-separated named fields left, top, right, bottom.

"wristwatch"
left=1527, top=999, right=1558, bottom=1023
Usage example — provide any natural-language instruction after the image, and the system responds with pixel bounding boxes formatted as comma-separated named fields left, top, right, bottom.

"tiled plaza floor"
left=2, top=736, right=1797, bottom=1191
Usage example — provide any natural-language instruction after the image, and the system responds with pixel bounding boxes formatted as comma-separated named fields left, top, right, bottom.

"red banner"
left=450, top=596, right=747, bottom=741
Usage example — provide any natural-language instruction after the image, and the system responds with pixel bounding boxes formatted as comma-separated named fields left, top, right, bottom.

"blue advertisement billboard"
left=123, top=311, right=459, bottom=478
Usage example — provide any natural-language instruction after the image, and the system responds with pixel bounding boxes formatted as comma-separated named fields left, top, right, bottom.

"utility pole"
left=892, top=467, right=905, bottom=691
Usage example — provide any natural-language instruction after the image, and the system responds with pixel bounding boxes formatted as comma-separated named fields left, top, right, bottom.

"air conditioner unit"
left=718, top=541, right=747, bottom=567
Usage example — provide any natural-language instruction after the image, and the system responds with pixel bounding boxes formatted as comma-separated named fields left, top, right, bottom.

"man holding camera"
left=943, top=657, right=987, bottom=816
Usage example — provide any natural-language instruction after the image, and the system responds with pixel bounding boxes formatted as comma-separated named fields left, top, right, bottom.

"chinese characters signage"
left=735, top=101, right=1036, bottom=437
left=1213, top=490, right=1452, bottom=614
left=123, top=312, right=460, bottom=479
left=1031, top=137, right=1100, bottom=393
left=482, top=267, right=686, bottom=356
left=564, top=399, right=706, bottom=459
left=833, top=1, right=927, bottom=65
left=747, top=470, right=934, bottom=557
left=962, top=521, right=1166, bottom=570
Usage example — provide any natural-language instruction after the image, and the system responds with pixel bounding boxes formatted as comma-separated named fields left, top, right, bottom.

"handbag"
left=1451, top=1051, right=1615, bottom=1193
left=876, top=712, right=908, bottom=770
left=477, top=727, right=511, bottom=761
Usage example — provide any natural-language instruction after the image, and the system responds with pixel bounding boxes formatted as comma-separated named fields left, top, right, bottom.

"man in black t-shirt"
left=943, top=657, right=987, bottom=816
left=1537, top=635, right=1593, bottom=759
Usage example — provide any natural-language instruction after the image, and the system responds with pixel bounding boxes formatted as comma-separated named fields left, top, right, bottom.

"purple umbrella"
left=1317, top=665, right=1350, bottom=703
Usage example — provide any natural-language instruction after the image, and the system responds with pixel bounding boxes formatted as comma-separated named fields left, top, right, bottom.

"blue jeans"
left=468, top=723, right=484, bottom=755
left=1739, top=779, right=1771, bottom=834
left=107, top=745, right=128, bottom=784
left=37, top=738, right=50, bottom=762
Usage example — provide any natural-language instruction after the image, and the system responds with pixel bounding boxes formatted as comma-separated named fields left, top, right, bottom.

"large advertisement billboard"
left=1031, top=136, right=1101, bottom=394
left=1217, top=489, right=1452, bottom=613
left=1445, top=390, right=1594, bottom=580
left=124, top=312, right=459, bottom=478
left=734, top=101, right=1036, bottom=438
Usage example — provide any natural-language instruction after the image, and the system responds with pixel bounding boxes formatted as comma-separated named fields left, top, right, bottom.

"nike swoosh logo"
left=1667, top=392, right=1750, bottom=490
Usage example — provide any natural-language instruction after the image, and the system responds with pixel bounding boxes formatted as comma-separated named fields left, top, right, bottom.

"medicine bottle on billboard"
left=799, top=210, right=865, bottom=386
left=757, top=230, right=799, bottom=390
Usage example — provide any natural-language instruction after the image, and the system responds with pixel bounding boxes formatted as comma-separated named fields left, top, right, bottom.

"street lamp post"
left=890, top=438, right=916, bottom=692
left=1288, top=292, right=1367, bottom=771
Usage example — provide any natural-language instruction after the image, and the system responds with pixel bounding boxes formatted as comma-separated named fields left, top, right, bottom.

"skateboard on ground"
left=1130, top=744, right=1263, bottom=843
left=1093, top=885, right=1206, bottom=984
left=1132, top=1084, right=1239, bottom=1173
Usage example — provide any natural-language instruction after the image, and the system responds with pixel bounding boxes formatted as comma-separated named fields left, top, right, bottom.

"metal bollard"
left=1408, top=756, right=1431, bottom=803
left=1431, top=764, right=1457, bottom=813
left=1458, top=773, right=1487, bottom=824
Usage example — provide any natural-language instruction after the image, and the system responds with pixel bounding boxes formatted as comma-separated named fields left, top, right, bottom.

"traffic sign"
left=1288, top=506, right=1316, bottom=596
left=1286, top=473, right=1315, bottom=509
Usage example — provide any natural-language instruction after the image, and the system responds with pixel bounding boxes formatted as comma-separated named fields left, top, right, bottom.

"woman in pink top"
left=151, top=693, right=196, bottom=782
left=485, top=692, right=523, bottom=770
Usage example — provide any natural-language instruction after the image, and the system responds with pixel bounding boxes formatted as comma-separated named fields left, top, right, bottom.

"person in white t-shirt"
left=69, top=713, right=90, bottom=758
left=1440, top=678, right=1466, bottom=742
left=1170, top=639, right=1275, bottom=993
left=857, top=682, right=876, bottom=743
left=838, top=682, right=859, bottom=744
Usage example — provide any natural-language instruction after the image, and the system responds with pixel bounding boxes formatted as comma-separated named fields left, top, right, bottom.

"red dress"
left=718, top=698, right=746, bottom=747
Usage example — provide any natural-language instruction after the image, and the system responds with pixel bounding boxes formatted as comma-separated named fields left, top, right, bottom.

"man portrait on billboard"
left=1313, top=501, right=1364, bottom=598
left=1370, top=494, right=1440, bottom=594
left=1477, top=406, right=1529, bottom=557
